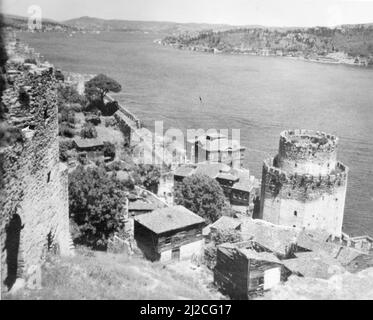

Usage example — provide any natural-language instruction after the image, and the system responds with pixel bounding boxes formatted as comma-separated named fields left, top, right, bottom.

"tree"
left=134, top=164, right=161, bottom=194
left=85, top=74, right=122, bottom=105
left=174, top=174, right=226, bottom=224
left=80, top=123, right=97, bottom=139
left=103, top=141, right=116, bottom=160
left=68, top=166, right=128, bottom=249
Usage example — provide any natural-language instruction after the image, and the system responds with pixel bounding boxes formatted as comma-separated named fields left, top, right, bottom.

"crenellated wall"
left=0, top=56, right=73, bottom=295
left=278, top=129, right=338, bottom=175
left=259, top=130, right=349, bottom=237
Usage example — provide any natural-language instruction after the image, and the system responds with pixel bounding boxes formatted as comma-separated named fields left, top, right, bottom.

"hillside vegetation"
left=4, top=249, right=223, bottom=300
left=163, top=25, right=373, bottom=63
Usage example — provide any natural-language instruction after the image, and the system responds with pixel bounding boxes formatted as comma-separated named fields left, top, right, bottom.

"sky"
left=2, top=0, right=373, bottom=27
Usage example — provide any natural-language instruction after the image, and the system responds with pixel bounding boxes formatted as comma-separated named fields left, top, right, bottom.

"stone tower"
left=259, top=129, right=348, bottom=237
left=1, top=48, right=74, bottom=296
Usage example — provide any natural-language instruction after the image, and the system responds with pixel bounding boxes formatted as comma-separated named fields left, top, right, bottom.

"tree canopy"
left=174, top=174, right=226, bottom=224
left=134, top=164, right=161, bottom=194
left=85, top=74, right=122, bottom=104
left=69, top=166, right=128, bottom=249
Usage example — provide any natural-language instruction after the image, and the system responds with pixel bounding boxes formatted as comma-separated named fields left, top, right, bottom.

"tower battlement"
left=278, top=129, right=338, bottom=175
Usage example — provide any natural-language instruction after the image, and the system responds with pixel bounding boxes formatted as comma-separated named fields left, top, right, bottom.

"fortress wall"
left=277, top=129, right=338, bottom=175
left=0, top=63, right=72, bottom=293
left=259, top=158, right=348, bottom=237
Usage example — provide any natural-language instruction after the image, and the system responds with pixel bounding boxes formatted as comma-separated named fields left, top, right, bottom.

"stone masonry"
left=0, top=51, right=73, bottom=296
left=259, top=130, right=349, bottom=237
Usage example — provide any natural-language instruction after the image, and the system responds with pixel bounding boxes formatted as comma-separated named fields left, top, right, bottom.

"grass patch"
left=5, top=249, right=223, bottom=300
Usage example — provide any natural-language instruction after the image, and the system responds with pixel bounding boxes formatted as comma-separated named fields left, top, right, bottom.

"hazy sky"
left=2, top=0, right=373, bottom=27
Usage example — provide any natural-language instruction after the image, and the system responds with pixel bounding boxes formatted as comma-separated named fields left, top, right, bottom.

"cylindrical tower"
left=259, top=130, right=348, bottom=237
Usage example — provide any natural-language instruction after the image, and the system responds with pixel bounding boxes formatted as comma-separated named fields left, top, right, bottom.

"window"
left=294, top=211, right=297, bottom=217
left=165, top=237, right=171, bottom=245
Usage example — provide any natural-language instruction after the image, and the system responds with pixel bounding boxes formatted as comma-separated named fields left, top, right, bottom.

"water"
left=18, top=31, right=373, bottom=236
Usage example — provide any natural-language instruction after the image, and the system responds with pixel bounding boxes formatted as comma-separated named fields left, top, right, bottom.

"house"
left=174, top=163, right=259, bottom=211
left=282, top=252, right=345, bottom=279
left=73, top=137, right=104, bottom=152
left=349, top=236, right=373, bottom=253
left=214, top=241, right=290, bottom=299
left=203, top=216, right=242, bottom=240
left=186, top=133, right=245, bottom=169
left=134, top=206, right=205, bottom=262
left=240, top=218, right=300, bottom=258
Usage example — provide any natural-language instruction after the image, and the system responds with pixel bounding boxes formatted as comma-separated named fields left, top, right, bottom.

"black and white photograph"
left=1, top=0, right=373, bottom=304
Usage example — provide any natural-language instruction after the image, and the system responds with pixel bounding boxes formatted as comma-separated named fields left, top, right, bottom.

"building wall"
left=180, top=239, right=204, bottom=260
left=259, top=130, right=348, bottom=237
left=0, top=62, right=73, bottom=293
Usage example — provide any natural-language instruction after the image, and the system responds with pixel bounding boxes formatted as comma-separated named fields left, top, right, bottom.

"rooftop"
left=241, top=218, right=300, bottom=256
left=282, top=252, right=344, bottom=279
left=74, top=137, right=104, bottom=149
left=209, top=216, right=242, bottom=231
left=134, top=205, right=205, bottom=234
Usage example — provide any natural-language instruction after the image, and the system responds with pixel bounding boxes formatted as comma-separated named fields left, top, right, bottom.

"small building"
left=186, top=133, right=246, bottom=169
left=214, top=241, right=289, bottom=299
left=73, top=137, right=104, bottom=152
left=282, top=252, right=345, bottom=279
left=174, top=163, right=259, bottom=211
left=203, top=216, right=242, bottom=240
left=134, top=206, right=205, bottom=262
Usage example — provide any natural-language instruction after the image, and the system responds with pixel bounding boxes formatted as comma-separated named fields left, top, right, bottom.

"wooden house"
left=214, top=241, right=290, bottom=299
left=134, top=206, right=205, bottom=262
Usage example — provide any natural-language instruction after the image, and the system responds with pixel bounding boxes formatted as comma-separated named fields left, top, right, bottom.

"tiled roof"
left=74, top=137, right=104, bottom=149
left=210, top=216, right=242, bottom=231
left=174, top=165, right=196, bottom=178
left=128, top=201, right=157, bottom=212
left=134, top=205, right=205, bottom=234
left=218, top=241, right=282, bottom=264
left=282, top=252, right=344, bottom=279
left=241, top=218, right=299, bottom=256
left=216, top=173, right=239, bottom=182
left=194, top=163, right=230, bottom=178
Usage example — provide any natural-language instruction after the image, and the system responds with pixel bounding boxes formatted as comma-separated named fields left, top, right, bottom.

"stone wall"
left=0, top=58, right=73, bottom=295
left=259, top=130, right=348, bottom=237
left=278, top=129, right=338, bottom=175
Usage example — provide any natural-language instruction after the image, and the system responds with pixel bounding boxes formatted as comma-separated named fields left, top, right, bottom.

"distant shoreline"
left=156, top=40, right=373, bottom=69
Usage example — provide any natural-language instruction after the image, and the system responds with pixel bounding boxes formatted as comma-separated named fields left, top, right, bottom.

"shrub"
left=103, top=142, right=116, bottom=160
left=174, top=174, right=226, bottom=224
left=85, top=114, right=101, bottom=126
left=80, top=123, right=97, bottom=139
left=105, top=117, right=117, bottom=128
left=59, top=124, right=75, bottom=138
left=100, top=101, right=119, bottom=116
left=70, top=103, right=83, bottom=113
left=135, top=164, right=161, bottom=194
left=19, top=87, right=30, bottom=106
left=57, top=85, right=86, bottom=106
left=25, top=58, right=37, bottom=65
left=69, top=166, right=128, bottom=249
left=59, top=140, right=75, bottom=162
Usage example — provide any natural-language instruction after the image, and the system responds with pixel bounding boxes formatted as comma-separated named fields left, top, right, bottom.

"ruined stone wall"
left=259, top=130, right=348, bottom=237
left=0, top=60, right=73, bottom=294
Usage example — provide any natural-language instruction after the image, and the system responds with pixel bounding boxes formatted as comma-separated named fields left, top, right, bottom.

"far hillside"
left=162, top=24, right=373, bottom=64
